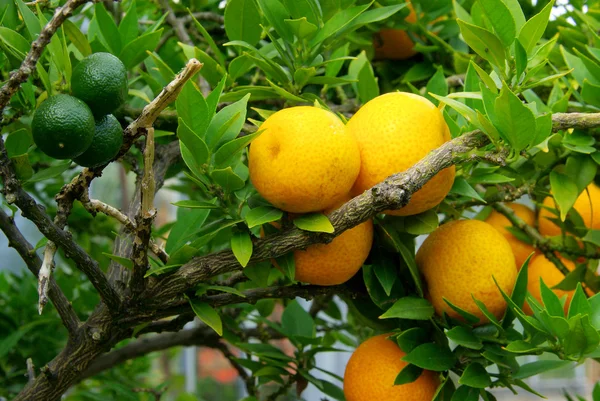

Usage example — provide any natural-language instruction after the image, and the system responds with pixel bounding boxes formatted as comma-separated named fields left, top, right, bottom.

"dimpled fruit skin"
left=344, top=334, right=439, bottom=401
left=538, top=183, right=600, bottom=237
left=74, top=114, right=123, bottom=168
left=348, top=92, right=455, bottom=216
left=485, top=203, right=537, bottom=269
left=523, top=254, right=575, bottom=315
left=295, top=211, right=373, bottom=285
left=32, top=94, right=95, bottom=159
left=416, top=220, right=517, bottom=322
left=249, top=106, right=360, bottom=213
left=72, top=52, right=128, bottom=117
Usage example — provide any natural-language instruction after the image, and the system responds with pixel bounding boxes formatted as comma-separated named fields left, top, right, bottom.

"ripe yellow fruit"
left=294, top=218, right=373, bottom=286
left=344, top=334, right=439, bottom=401
left=249, top=106, right=360, bottom=213
left=523, top=254, right=575, bottom=315
left=485, top=203, right=537, bottom=270
left=416, top=220, right=517, bottom=322
left=348, top=92, right=455, bottom=216
left=538, top=183, right=600, bottom=237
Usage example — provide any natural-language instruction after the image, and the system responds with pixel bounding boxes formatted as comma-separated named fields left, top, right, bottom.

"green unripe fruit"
left=73, top=114, right=124, bottom=168
left=71, top=52, right=128, bottom=117
left=31, top=94, right=95, bottom=159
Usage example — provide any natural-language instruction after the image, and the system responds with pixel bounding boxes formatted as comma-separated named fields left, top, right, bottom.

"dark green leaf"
left=245, top=207, right=283, bottom=228
left=457, top=20, right=506, bottom=68
left=231, top=230, right=253, bottom=267
left=256, top=0, right=294, bottom=43
left=26, top=161, right=71, bottom=183
left=103, top=253, right=133, bottom=269
left=94, top=3, right=121, bottom=54
left=479, top=0, right=517, bottom=47
left=446, top=326, right=483, bottom=350
left=211, top=167, right=246, bottom=192
left=380, top=297, right=434, bottom=320
left=518, top=0, right=555, bottom=54
left=514, top=360, right=572, bottom=380
left=450, top=385, right=479, bottom=401
left=282, top=300, right=315, bottom=339
left=205, top=94, right=250, bottom=149
left=458, top=363, right=491, bottom=388
left=402, top=343, right=456, bottom=371
left=188, top=298, right=223, bottom=335
left=550, top=171, right=579, bottom=221
left=396, top=328, right=428, bottom=353
left=405, top=210, right=439, bottom=235
left=394, top=364, right=423, bottom=385
left=568, top=284, right=591, bottom=319
left=309, top=2, right=371, bottom=47
left=275, top=252, right=295, bottom=282
left=119, top=29, right=162, bottom=69
left=449, top=178, right=486, bottom=202
left=171, top=200, right=219, bottom=209
left=214, top=130, right=262, bottom=168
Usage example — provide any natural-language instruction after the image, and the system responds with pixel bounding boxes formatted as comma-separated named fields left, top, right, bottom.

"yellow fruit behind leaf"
left=485, top=203, right=537, bottom=269
left=538, top=183, right=600, bottom=237
left=523, top=254, right=576, bottom=315
left=344, top=334, right=439, bottom=401
left=416, top=220, right=517, bottom=323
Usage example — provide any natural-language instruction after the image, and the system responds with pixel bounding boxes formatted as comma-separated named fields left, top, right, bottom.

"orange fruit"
left=523, top=254, right=576, bottom=315
left=416, top=220, right=517, bottom=322
left=374, top=2, right=418, bottom=60
left=344, top=333, right=439, bottom=401
left=485, top=203, right=537, bottom=269
left=538, top=183, right=600, bottom=237
left=348, top=92, right=455, bottom=216
left=249, top=106, right=360, bottom=213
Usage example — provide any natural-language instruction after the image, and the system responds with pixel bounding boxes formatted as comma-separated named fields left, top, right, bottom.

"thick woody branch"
left=80, top=325, right=221, bottom=381
left=0, top=209, right=80, bottom=334
left=0, top=0, right=90, bottom=112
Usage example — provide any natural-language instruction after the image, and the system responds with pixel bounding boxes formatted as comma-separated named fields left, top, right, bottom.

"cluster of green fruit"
left=32, top=53, right=128, bottom=168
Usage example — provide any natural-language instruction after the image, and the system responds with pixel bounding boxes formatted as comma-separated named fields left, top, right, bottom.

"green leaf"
left=457, top=20, right=506, bottom=68
left=245, top=207, right=283, bottom=228
left=119, top=29, right=162, bottom=69
left=256, top=0, right=294, bottom=43
left=165, top=208, right=211, bottom=253
left=568, top=284, right=591, bottom=319
left=503, top=0, right=526, bottom=32
left=502, top=253, right=532, bottom=328
left=515, top=39, right=528, bottom=78
left=282, top=0, right=321, bottom=26
left=565, top=155, right=597, bottom=194
left=582, top=80, right=600, bottom=108
left=402, top=343, right=456, bottom=371
left=504, top=340, right=543, bottom=354
left=64, top=20, right=91, bottom=57
left=214, top=130, right=263, bottom=168
left=404, top=210, right=439, bottom=235
left=378, top=224, right=423, bottom=297
left=0, top=27, right=30, bottom=59
left=550, top=171, right=579, bottom=221
left=189, top=12, right=226, bottom=67
left=564, top=315, right=600, bottom=358
left=0, top=319, right=54, bottom=359
left=450, top=178, right=486, bottom=202
left=380, top=297, right=434, bottom=320
left=285, top=17, right=318, bottom=40
left=103, top=253, right=133, bottom=269
left=450, top=385, right=479, bottom=401
left=518, top=0, right=555, bottom=54
left=231, top=230, right=253, bottom=267
left=293, top=213, right=334, bottom=233
left=275, top=252, right=295, bottom=281
left=426, top=67, right=449, bottom=105
left=446, top=326, right=483, bottom=350
left=5, top=128, right=31, bottom=157
left=205, top=94, right=250, bottom=149
left=540, top=279, right=565, bottom=317
left=169, top=245, right=198, bottom=266
left=212, top=167, right=245, bottom=192
left=396, top=328, right=428, bottom=353
left=176, top=82, right=210, bottom=138
left=348, top=51, right=378, bottom=104
left=25, top=161, right=71, bottom=184
left=373, top=259, right=396, bottom=297
left=309, top=2, right=371, bottom=47
left=282, top=300, right=315, bottom=339
left=445, top=298, right=481, bottom=325
left=171, top=200, right=219, bottom=209
left=514, top=360, right=573, bottom=380
left=94, top=3, right=122, bottom=54
left=118, top=0, right=138, bottom=47
left=187, top=298, right=223, bottom=336
left=14, top=0, right=40, bottom=40
left=479, top=0, right=517, bottom=47
left=178, top=118, right=210, bottom=176
left=494, top=84, right=537, bottom=151
left=458, top=363, right=491, bottom=388
left=203, top=285, right=247, bottom=298
left=395, top=364, right=423, bottom=385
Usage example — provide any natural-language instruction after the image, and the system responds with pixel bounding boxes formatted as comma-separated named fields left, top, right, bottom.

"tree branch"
left=0, top=209, right=80, bottom=334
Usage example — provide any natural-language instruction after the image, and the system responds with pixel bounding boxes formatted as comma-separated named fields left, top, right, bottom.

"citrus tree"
left=2, top=0, right=600, bottom=400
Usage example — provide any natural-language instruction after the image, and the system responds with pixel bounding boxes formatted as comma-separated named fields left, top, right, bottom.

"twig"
left=181, top=11, right=224, bottom=24
left=26, top=358, right=35, bottom=383
left=0, top=0, right=90, bottom=112
left=0, top=209, right=80, bottom=334
left=131, top=128, right=157, bottom=294
left=446, top=74, right=466, bottom=88
left=84, top=198, right=168, bottom=264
